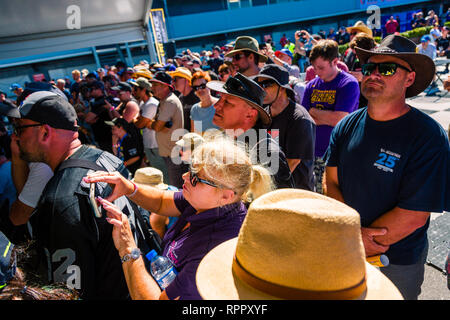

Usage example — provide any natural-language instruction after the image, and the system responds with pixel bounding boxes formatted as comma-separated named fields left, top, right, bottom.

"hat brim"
left=207, top=81, right=271, bottom=126
left=251, top=74, right=295, bottom=98
left=225, top=49, right=268, bottom=63
left=0, top=102, right=21, bottom=118
left=132, top=178, right=168, bottom=190
left=149, top=79, right=174, bottom=90
left=167, top=71, right=192, bottom=81
left=196, top=238, right=403, bottom=300
left=346, top=26, right=373, bottom=37
left=355, top=47, right=435, bottom=98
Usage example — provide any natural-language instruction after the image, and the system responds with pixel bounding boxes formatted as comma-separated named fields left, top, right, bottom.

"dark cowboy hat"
left=355, top=34, right=435, bottom=98
left=207, top=73, right=271, bottom=126
left=225, top=36, right=268, bottom=63
left=149, top=71, right=174, bottom=90
left=251, top=64, right=296, bottom=101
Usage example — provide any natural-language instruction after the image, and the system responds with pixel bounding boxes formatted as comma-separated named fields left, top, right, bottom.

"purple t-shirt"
left=162, top=191, right=247, bottom=300
left=302, top=70, right=360, bottom=157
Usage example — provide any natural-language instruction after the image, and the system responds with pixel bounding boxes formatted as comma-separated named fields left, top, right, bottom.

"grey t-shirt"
left=155, top=92, right=184, bottom=157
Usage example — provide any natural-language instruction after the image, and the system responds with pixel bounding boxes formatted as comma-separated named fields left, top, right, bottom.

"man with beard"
left=324, top=35, right=450, bottom=300
left=13, top=91, right=146, bottom=299
left=225, top=36, right=268, bottom=77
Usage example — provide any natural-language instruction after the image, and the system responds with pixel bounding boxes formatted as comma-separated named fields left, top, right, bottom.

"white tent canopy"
left=0, top=0, right=154, bottom=61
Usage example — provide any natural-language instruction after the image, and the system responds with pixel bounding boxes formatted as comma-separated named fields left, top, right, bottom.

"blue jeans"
left=379, top=240, right=428, bottom=300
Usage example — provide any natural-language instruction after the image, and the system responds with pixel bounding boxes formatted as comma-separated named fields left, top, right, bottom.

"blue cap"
left=9, top=83, right=22, bottom=91
left=421, top=35, right=431, bottom=42
left=145, top=250, right=158, bottom=261
left=275, top=48, right=293, bottom=59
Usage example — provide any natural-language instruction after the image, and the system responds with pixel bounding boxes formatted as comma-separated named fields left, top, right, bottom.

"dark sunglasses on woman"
left=192, top=83, right=207, bottom=91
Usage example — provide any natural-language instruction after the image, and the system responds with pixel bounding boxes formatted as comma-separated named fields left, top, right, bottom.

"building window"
left=228, top=0, right=252, bottom=9
left=253, top=0, right=268, bottom=5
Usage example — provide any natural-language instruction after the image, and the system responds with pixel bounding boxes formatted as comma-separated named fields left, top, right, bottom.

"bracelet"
left=127, top=181, right=138, bottom=197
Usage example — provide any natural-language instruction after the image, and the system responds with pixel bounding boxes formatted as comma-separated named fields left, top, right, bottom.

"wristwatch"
left=121, top=248, right=141, bottom=263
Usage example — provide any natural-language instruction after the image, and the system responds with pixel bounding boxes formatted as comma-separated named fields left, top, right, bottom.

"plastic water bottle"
left=146, top=250, right=178, bottom=290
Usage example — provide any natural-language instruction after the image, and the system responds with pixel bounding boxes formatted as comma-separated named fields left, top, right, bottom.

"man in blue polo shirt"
left=324, top=35, right=450, bottom=300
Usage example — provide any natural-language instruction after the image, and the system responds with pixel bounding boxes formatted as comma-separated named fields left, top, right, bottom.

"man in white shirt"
left=132, top=78, right=169, bottom=184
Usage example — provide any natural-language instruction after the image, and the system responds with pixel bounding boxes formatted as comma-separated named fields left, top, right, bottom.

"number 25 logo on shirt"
left=373, top=148, right=401, bottom=173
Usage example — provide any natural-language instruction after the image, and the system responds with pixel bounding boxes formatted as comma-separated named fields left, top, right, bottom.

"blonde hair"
left=191, top=135, right=274, bottom=203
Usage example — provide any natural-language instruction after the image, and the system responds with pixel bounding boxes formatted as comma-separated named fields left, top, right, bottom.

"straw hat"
left=196, top=189, right=403, bottom=300
left=347, top=21, right=373, bottom=38
left=168, top=67, right=192, bottom=82
left=132, top=167, right=168, bottom=190
left=133, top=68, right=153, bottom=80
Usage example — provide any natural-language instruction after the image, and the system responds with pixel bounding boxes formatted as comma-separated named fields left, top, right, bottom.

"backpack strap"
left=57, top=158, right=105, bottom=172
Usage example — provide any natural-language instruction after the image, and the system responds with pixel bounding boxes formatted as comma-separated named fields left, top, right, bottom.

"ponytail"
left=243, top=164, right=274, bottom=203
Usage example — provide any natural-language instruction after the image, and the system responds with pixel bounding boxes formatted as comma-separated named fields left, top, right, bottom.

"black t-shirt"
left=208, top=57, right=224, bottom=74
left=31, top=145, right=135, bottom=299
left=267, top=100, right=316, bottom=190
left=89, top=96, right=112, bottom=151
left=180, top=89, right=200, bottom=132
left=436, top=35, right=450, bottom=52
left=117, top=133, right=142, bottom=176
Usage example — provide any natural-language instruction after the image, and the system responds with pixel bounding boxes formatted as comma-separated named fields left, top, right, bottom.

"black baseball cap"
left=251, top=64, right=296, bottom=100
left=105, top=117, right=130, bottom=132
left=149, top=71, right=173, bottom=89
left=111, top=81, right=132, bottom=92
left=18, top=91, right=79, bottom=131
left=90, top=81, right=105, bottom=91
left=0, top=231, right=16, bottom=289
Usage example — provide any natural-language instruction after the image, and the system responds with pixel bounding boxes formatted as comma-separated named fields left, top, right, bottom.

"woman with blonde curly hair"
left=84, top=135, right=274, bottom=300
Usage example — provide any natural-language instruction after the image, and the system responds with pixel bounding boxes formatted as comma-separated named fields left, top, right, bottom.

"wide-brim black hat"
left=251, top=64, right=296, bottom=101
left=0, top=100, right=20, bottom=118
left=207, top=73, right=271, bottom=126
left=355, top=34, right=435, bottom=98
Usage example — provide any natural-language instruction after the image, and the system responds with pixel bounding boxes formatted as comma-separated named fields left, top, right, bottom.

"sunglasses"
left=192, top=83, right=207, bottom=91
left=189, top=168, right=236, bottom=194
left=258, top=80, right=277, bottom=88
left=13, top=123, right=43, bottom=136
left=361, top=62, right=412, bottom=76
left=232, top=53, right=247, bottom=61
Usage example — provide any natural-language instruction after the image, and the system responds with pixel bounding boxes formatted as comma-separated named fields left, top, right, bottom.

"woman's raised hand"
left=83, top=171, right=134, bottom=202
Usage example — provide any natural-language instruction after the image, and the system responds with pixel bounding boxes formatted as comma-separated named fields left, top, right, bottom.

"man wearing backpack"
left=13, top=91, right=149, bottom=299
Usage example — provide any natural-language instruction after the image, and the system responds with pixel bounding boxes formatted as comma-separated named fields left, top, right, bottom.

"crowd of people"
left=0, top=10, right=449, bottom=301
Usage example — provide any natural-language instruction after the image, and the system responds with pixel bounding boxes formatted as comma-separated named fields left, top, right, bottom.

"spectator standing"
left=106, top=117, right=143, bottom=176
left=253, top=64, right=316, bottom=191
left=84, top=135, right=274, bottom=300
left=436, top=26, right=450, bottom=63
left=279, top=33, right=288, bottom=48
left=417, top=35, right=437, bottom=60
left=325, top=34, right=450, bottom=300
left=15, top=91, right=145, bottom=299
left=327, top=28, right=337, bottom=41
left=336, top=26, right=350, bottom=45
left=169, top=67, right=199, bottom=133
left=132, top=78, right=169, bottom=184
left=207, top=73, right=294, bottom=189
left=189, top=71, right=220, bottom=134
left=301, top=40, right=360, bottom=194
left=207, top=46, right=224, bottom=74
left=148, top=72, right=185, bottom=189
left=271, top=48, right=300, bottom=78
left=385, top=16, right=399, bottom=35
left=225, top=36, right=268, bottom=77
left=429, top=23, right=442, bottom=41
left=84, top=81, right=120, bottom=153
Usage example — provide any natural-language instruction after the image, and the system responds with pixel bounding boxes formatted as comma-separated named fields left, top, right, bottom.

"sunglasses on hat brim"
left=361, top=62, right=413, bottom=76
